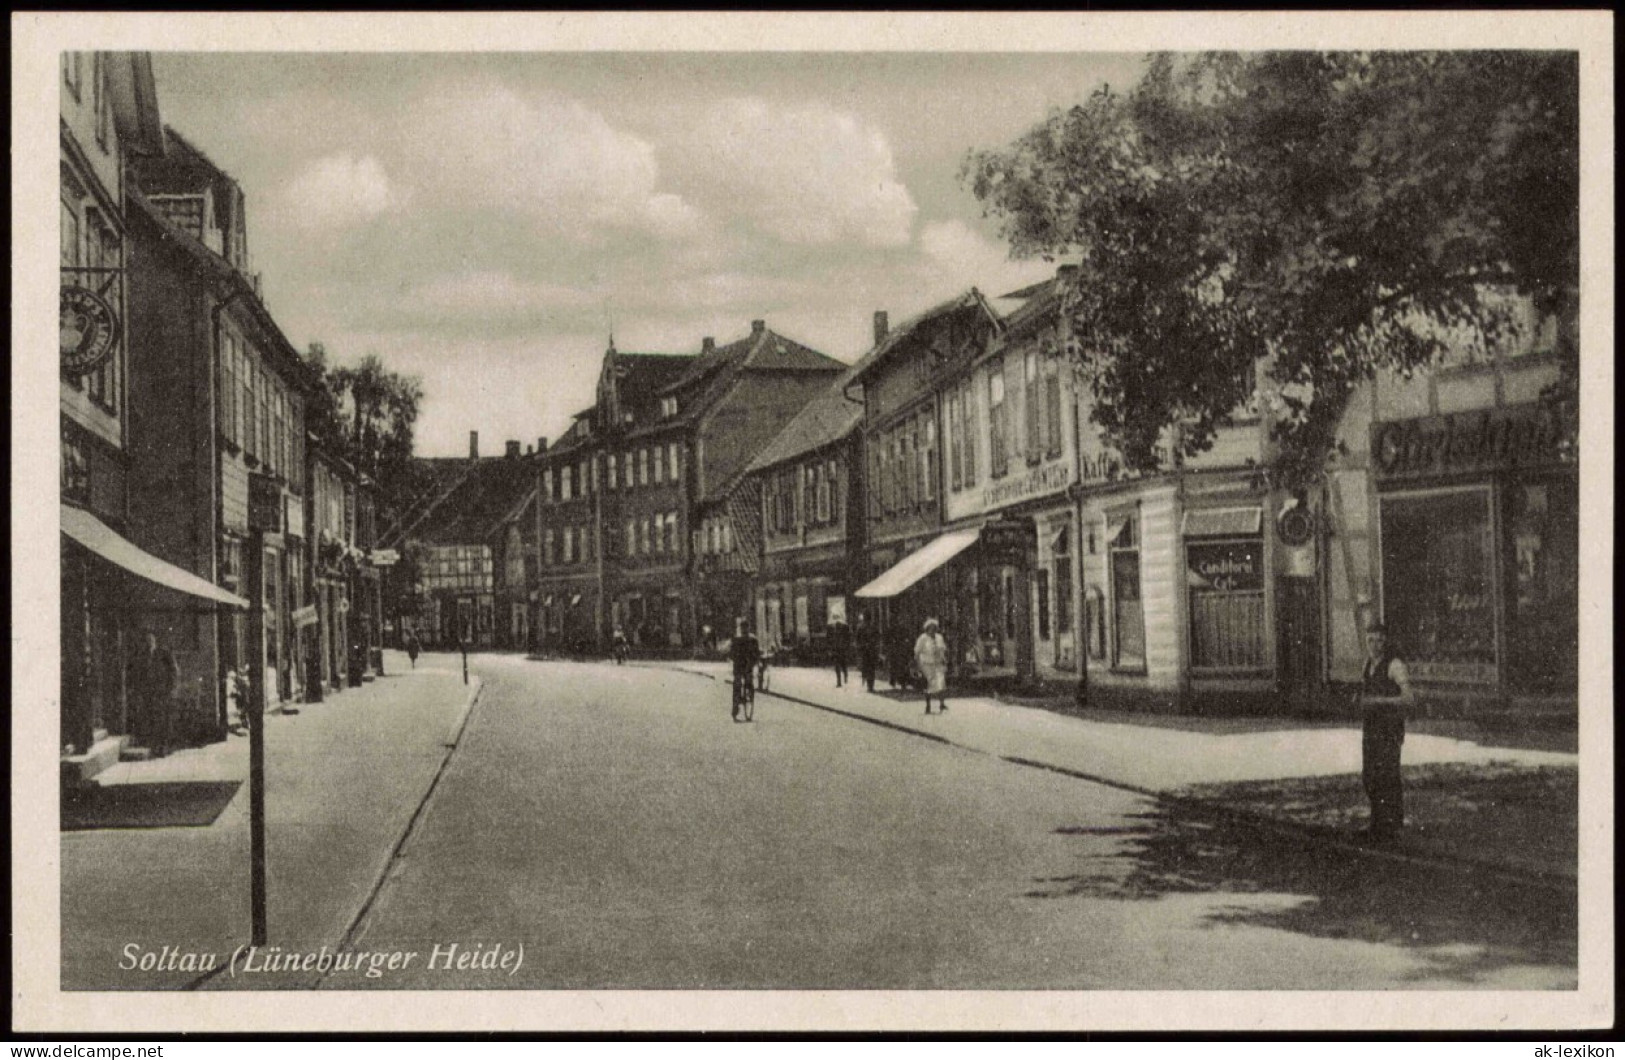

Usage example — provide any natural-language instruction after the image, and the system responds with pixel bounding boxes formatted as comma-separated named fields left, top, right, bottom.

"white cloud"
left=400, top=81, right=701, bottom=243
left=915, top=218, right=1054, bottom=300
left=682, top=98, right=917, bottom=247
left=281, top=153, right=403, bottom=231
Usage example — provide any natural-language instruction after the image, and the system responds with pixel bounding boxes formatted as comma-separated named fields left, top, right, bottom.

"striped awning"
left=62, top=504, right=248, bottom=608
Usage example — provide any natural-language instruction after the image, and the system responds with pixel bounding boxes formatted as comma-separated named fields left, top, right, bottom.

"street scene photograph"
left=18, top=10, right=1611, bottom=1036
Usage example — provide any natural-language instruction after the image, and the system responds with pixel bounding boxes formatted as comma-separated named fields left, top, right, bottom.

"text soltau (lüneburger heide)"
left=118, top=941, right=523, bottom=979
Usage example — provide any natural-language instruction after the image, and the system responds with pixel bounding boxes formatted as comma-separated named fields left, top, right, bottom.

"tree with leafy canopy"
left=962, top=51, right=1578, bottom=492
left=302, top=343, right=426, bottom=525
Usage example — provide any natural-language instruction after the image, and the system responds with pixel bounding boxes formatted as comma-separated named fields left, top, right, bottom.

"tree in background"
left=962, top=51, right=1578, bottom=491
left=302, top=343, right=426, bottom=525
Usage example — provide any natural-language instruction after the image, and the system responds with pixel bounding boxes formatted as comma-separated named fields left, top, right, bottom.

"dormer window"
left=660, top=396, right=678, bottom=418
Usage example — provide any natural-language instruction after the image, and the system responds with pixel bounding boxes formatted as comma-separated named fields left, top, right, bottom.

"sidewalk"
left=659, top=660, right=1579, bottom=889
left=59, top=651, right=481, bottom=991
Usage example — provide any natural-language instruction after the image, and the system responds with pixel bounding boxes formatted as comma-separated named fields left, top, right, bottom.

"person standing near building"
left=1359, top=622, right=1414, bottom=841
left=132, top=631, right=178, bottom=756
left=914, top=618, right=950, bottom=715
left=405, top=629, right=420, bottom=669
left=856, top=611, right=881, bottom=692
left=828, top=614, right=851, bottom=688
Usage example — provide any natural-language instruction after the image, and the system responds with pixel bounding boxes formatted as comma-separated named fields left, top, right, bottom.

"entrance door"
left=1276, top=576, right=1321, bottom=693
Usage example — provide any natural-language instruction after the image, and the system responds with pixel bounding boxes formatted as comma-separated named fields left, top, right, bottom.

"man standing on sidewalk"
left=131, top=631, right=178, bottom=757
left=1359, top=622, right=1414, bottom=841
left=856, top=611, right=880, bottom=692
left=828, top=614, right=851, bottom=688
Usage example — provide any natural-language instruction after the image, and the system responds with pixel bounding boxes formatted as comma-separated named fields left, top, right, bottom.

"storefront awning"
left=62, top=504, right=249, bottom=608
left=854, top=527, right=981, bottom=599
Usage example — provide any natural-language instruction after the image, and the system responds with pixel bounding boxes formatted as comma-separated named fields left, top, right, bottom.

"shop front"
left=1370, top=402, right=1577, bottom=698
left=856, top=520, right=1037, bottom=685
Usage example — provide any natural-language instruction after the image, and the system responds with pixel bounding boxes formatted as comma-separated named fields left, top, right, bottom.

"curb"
left=663, top=664, right=1576, bottom=898
left=444, top=676, right=485, bottom=747
left=185, top=674, right=490, bottom=991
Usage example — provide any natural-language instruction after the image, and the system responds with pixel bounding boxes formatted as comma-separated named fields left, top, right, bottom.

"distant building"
left=739, top=363, right=866, bottom=656
left=388, top=433, right=537, bottom=650
left=534, top=323, right=847, bottom=653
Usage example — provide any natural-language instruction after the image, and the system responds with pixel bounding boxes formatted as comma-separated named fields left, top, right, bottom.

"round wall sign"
left=1276, top=507, right=1315, bottom=547
left=60, top=285, right=119, bottom=375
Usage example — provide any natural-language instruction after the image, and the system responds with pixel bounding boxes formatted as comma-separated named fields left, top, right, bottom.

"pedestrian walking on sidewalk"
left=1359, top=622, right=1414, bottom=841
left=914, top=618, right=949, bottom=715
left=829, top=615, right=851, bottom=688
left=405, top=630, right=421, bottom=669
left=856, top=612, right=880, bottom=692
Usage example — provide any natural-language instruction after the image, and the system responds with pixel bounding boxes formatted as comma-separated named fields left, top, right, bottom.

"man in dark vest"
left=1359, top=622, right=1415, bottom=841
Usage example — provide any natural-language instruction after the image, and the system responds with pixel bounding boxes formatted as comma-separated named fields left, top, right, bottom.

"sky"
left=150, top=51, right=1149, bottom=457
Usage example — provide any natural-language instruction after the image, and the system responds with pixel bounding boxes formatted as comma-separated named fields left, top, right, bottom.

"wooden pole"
left=245, top=531, right=268, bottom=946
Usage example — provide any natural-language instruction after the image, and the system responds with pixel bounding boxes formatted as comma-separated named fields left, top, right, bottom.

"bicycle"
left=732, top=668, right=755, bottom=722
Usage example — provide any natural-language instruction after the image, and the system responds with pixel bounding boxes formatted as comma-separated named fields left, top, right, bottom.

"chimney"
left=506, top=440, right=521, bottom=459
left=873, top=310, right=889, bottom=346
left=537, top=437, right=548, bottom=454
left=469, top=431, right=479, bottom=460
left=702, top=336, right=715, bottom=354
left=750, top=319, right=765, bottom=337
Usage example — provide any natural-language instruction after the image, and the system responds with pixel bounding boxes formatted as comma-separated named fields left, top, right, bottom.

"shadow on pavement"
left=1028, top=809, right=1577, bottom=985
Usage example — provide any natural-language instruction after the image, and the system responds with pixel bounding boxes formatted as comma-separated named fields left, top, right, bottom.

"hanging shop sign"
left=1372, top=403, right=1570, bottom=482
left=979, top=459, right=1073, bottom=512
left=60, top=285, right=120, bottom=375
left=1276, top=506, right=1315, bottom=548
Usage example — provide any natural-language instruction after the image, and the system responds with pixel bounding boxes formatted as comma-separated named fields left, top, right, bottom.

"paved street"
left=327, top=656, right=1576, bottom=991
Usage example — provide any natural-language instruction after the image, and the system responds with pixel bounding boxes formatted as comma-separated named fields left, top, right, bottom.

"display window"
left=1183, top=507, right=1267, bottom=672
left=1379, top=487, right=1498, bottom=684
left=1108, top=514, right=1145, bottom=670
left=1505, top=478, right=1578, bottom=693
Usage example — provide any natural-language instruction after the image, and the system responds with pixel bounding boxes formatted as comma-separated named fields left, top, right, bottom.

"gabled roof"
left=126, top=191, right=315, bottom=393
left=660, top=325, right=840, bottom=397
left=744, top=370, right=864, bottom=474
left=846, top=289, right=1003, bottom=385
left=612, top=351, right=693, bottom=413
left=999, top=269, right=1071, bottom=339
left=399, top=456, right=537, bottom=548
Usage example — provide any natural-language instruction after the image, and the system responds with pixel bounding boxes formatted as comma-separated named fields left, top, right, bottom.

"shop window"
left=1035, top=568, right=1052, bottom=641
left=1109, top=515, right=1145, bottom=670
left=1054, top=527, right=1074, bottom=636
left=1506, top=479, right=1578, bottom=692
left=1184, top=508, right=1267, bottom=671
left=1379, top=487, right=1498, bottom=685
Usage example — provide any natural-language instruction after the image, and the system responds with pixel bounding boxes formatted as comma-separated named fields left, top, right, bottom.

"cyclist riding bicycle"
left=729, top=617, right=761, bottom=722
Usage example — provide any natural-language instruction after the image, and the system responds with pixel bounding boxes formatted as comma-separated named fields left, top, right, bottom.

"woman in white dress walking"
left=914, top=618, right=950, bottom=715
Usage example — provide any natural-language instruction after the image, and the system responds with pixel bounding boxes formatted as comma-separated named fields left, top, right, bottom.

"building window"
left=640, top=448, right=649, bottom=487
left=543, top=467, right=554, bottom=502
left=663, top=512, right=676, bottom=554
left=625, top=520, right=635, bottom=557
left=1024, top=349, right=1042, bottom=464
left=607, top=453, right=618, bottom=490
left=562, top=527, right=574, bottom=564
left=544, top=529, right=555, bottom=566
left=669, top=442, right=680, bottom=484
left=1380, top=487, right=1499, bottom=685
left=1044, top=351, right=1064, bottom=459
left=580, top=459, right=591, bottom=495
left=640, top=517, right=652, bottom=555
left=1109, top=513, right=1145, bottom=670
left=922, top=417, right=936, bottom=503
left=1184, top=507, right=1267, bottom=671
left=93, top=54, right=109, bottom=150
left=988, top=362, right=1009, bottom=479
left=1054, top=526, right=1074, bottom=636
